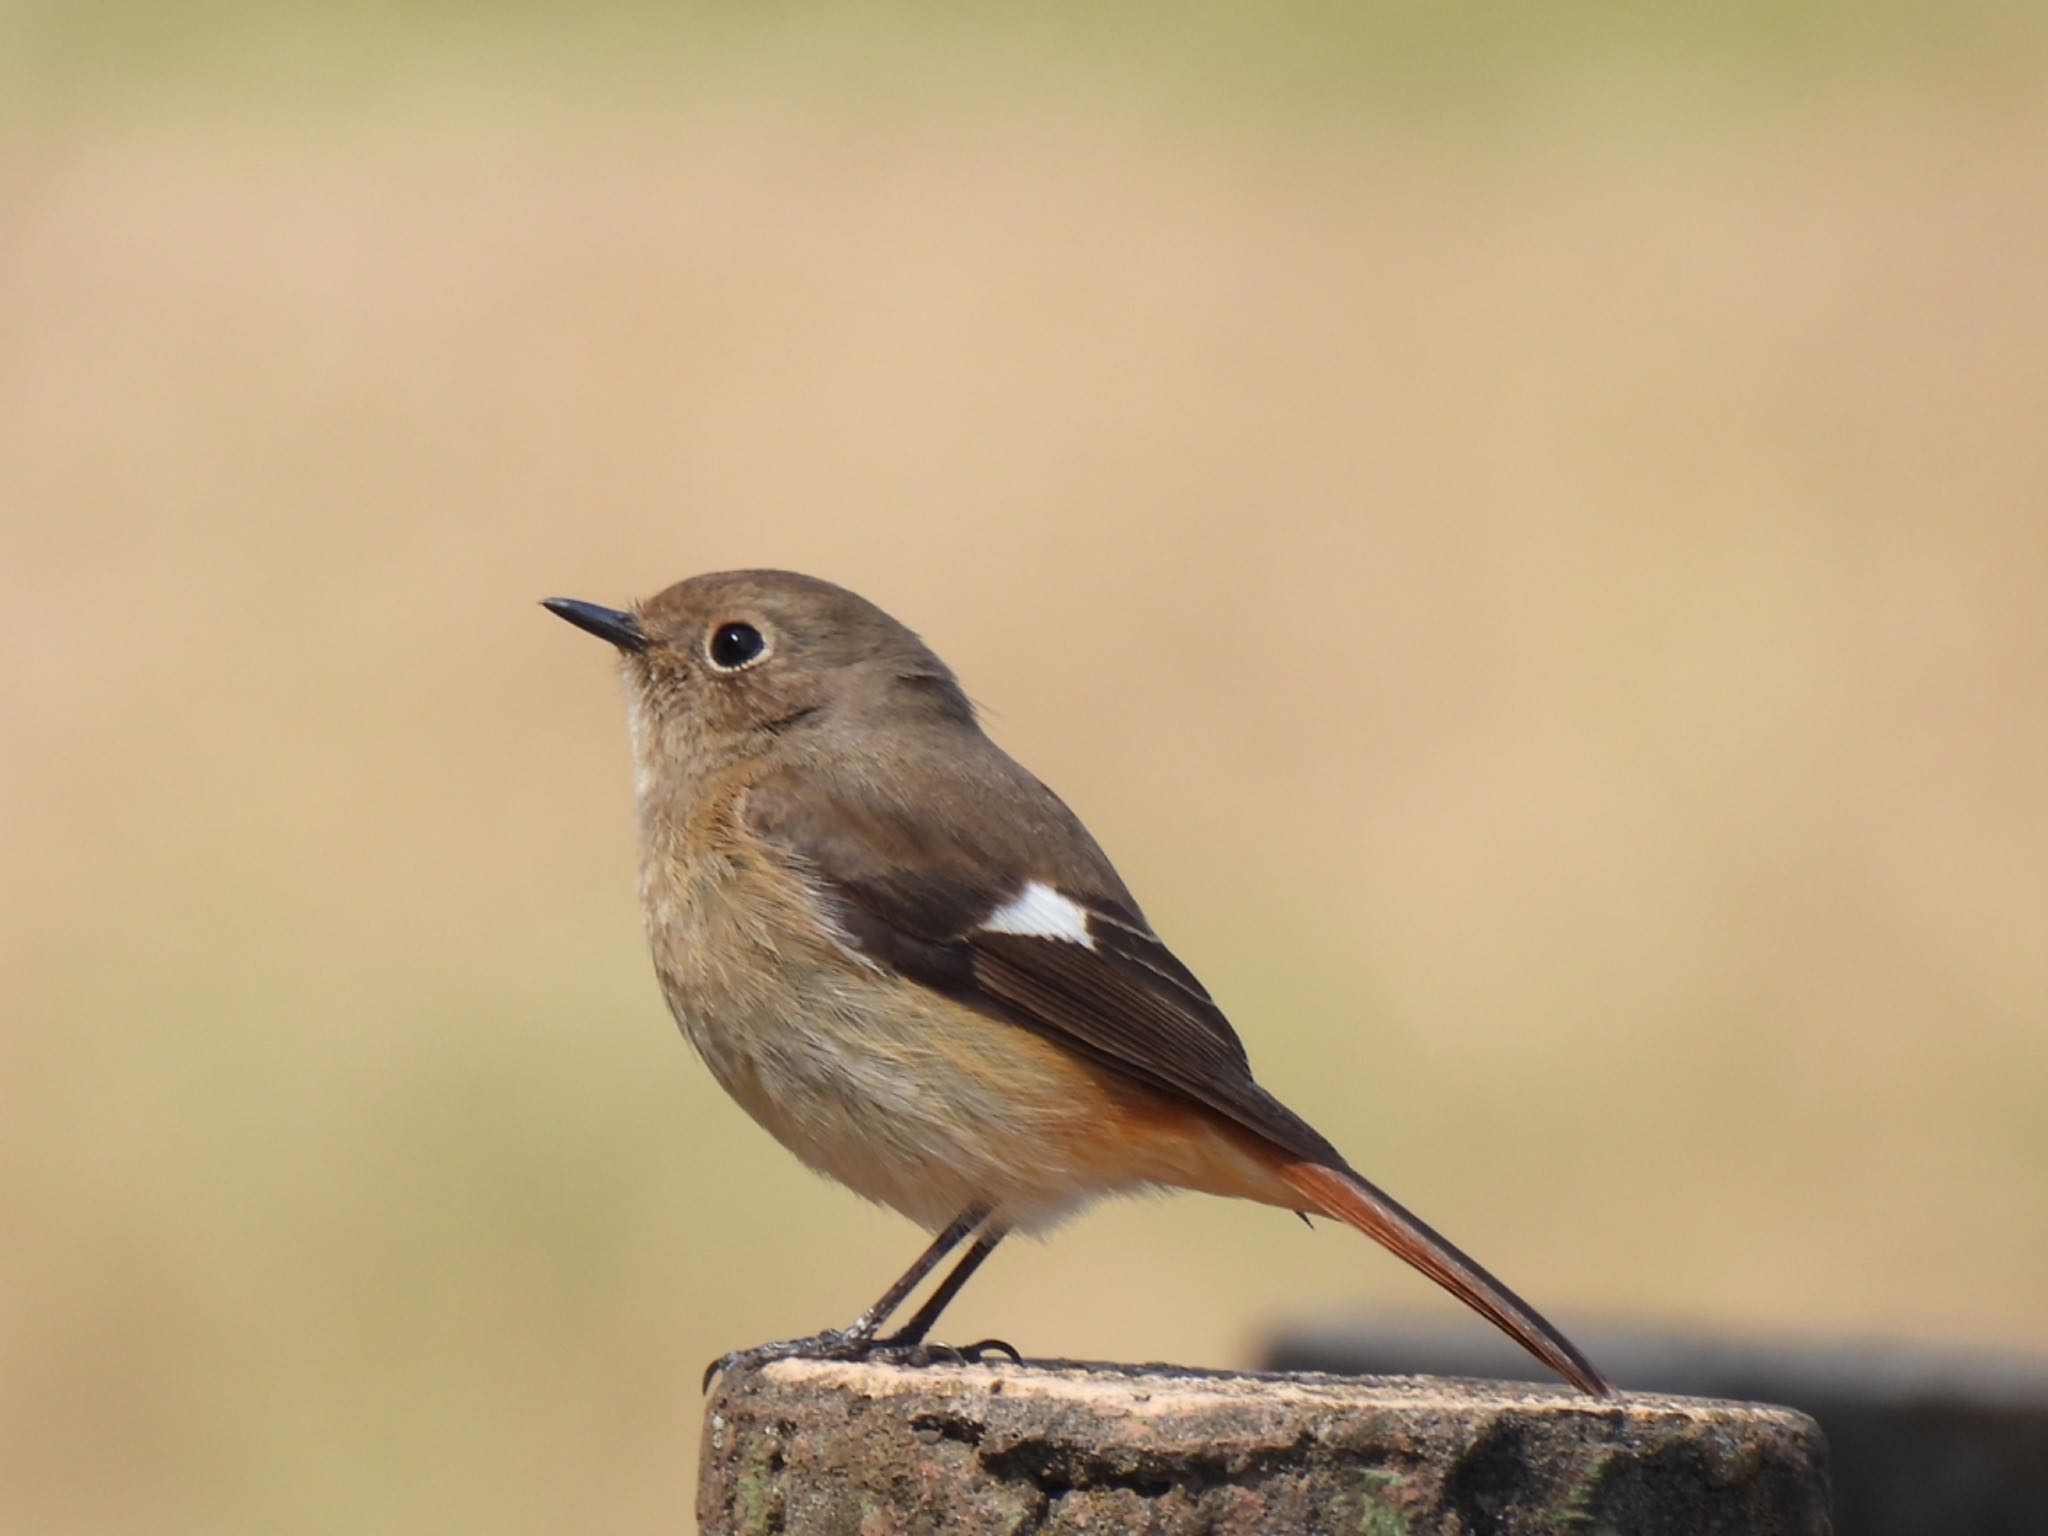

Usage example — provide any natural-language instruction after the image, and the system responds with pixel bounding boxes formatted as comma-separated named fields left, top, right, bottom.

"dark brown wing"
left=744, top=757, right=1342, bottom=1168
left=745, top=753, right=1618, bottom=1398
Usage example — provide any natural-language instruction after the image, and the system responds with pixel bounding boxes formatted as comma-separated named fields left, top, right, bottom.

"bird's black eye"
left=707, top=621, right=767, bottom=671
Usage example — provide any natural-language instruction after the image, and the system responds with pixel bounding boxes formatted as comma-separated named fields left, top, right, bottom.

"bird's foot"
left=866, top=1333, right=1025, bottom=1368
left=702, top=1330, right=1023, bottom=1391
left=702, top=1326, right=878, bottom=1392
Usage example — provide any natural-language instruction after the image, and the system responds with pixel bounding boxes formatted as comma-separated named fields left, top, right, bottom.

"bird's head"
left=544, top=568, right=975, bottom=794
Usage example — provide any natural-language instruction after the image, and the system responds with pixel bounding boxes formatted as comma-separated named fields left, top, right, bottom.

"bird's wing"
left=743, top=757, right=1341, bottom=1167
left=743, top=753, right=1617, bottom=1399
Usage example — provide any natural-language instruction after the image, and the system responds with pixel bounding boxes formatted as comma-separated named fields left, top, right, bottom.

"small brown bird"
left=545, top=570, right=1611, bottom=1396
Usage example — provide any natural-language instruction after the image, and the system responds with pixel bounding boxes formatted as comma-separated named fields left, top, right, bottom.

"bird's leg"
left=871, top=1226, right=1021, bottom=1365
left=702, top=1205, right=988, bottom=1390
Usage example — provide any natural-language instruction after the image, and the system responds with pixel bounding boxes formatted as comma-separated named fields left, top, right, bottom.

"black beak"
left=542, top=597, right=649, bottom=652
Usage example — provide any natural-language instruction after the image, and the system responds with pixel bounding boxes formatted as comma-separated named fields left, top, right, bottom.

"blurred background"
left=4, top=2, right=2045, bottom=1531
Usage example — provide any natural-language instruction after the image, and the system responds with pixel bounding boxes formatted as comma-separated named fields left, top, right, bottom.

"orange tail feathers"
left=1278, top=1159, right=1615, bottom=1397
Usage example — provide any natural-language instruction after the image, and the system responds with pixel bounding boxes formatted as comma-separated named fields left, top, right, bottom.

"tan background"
left=4, top=5, right=2045, bottom=1530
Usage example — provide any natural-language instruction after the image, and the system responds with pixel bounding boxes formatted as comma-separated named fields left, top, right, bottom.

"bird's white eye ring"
left=706, top=620, right=769, bottom=671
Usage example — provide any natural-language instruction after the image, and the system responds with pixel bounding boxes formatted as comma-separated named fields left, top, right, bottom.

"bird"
left=543, top=569, right=1612, bottom=1396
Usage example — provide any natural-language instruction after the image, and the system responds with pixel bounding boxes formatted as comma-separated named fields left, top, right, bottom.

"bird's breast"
left=631, top=785, right=1294, bottom=1232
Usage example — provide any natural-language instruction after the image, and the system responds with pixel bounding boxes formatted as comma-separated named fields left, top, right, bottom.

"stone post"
left=699, top=1358, right=1831, bottom=1534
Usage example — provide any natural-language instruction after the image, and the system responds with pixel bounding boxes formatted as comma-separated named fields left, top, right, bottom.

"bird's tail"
left=1277, top=1159, right=1614, bottom=1397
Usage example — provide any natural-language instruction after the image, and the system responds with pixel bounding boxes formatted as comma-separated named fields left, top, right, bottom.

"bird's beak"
left=542, top=597, right=649, bottom=652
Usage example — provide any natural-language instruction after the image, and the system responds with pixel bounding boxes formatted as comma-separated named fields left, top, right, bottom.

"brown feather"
left=745, top=764, right=1342, bottom=1167
left=1275, top=1159, right=1615, bottom=1397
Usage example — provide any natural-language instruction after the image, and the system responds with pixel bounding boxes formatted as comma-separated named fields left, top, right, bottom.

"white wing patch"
left=979, top=880, right=1097, bottom=950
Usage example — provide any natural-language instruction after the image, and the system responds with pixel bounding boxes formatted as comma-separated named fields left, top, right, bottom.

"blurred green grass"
left=3, top=4, right=2046, bottom=1532
left=10, top=0, right=2048, bottom=117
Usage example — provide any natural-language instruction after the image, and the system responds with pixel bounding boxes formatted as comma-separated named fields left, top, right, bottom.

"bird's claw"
left=702, top=1331, right=1024, bottom=1391
left=701, top=1327, right=873, bottom=1392
left=863, top=1333, right=1024, bottom=1368
left=955, top=1336, right=1024, bottom=1365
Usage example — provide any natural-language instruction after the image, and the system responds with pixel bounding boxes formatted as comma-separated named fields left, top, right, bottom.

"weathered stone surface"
left=699, top=1358, right=1832, bottom=1534
left=1266, top=1318, right=2048, bottom=1536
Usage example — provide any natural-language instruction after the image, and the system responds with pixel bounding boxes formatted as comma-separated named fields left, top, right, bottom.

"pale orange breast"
left=635, top=769, right=1300, bottom=1233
